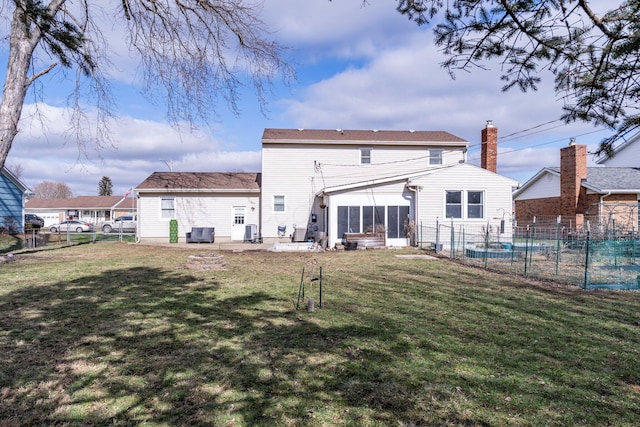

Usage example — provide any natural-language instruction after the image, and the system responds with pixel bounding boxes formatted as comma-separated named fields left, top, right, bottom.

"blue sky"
left=2, top=0, right=610, bottom=196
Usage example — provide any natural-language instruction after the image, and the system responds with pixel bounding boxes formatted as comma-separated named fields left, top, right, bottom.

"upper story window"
left=360, top=148, right=371, bottom=164
left=274, top=195, right=285, bottom=212
left=161, top=197, right=175, bottom=219
left=429, top=149, right=443, bottom=165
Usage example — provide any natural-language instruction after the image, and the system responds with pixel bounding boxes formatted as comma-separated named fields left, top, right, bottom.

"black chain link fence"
left=417, top=220, right=640, bottom=290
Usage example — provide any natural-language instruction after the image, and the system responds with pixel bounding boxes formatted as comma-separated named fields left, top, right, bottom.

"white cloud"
left=1, top=1, right=615, bottom=197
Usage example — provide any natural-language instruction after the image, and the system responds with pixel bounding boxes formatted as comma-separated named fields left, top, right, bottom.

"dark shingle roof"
left=136, top=172, right=261, bottom=191
left=261, top=128, right=468, bottom=145
left=584, top=167, right=640, bottom=191
left=547, top=167, right=640, bottom=191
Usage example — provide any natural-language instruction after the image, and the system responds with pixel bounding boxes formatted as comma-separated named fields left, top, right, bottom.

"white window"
left=429, top=149, right=443, bottom=165
left=360, top=148, right=371, bottom=164
left=445, top=190, right=484, bottom=219
left=161, top=197, right=175, bottom=219
left=467, top=191, right=484, bottom=219
left=274, top=195, right=285, bottom=212
left=446, top=191, right=462, bottom=218
left=387, top=205, right=410, bottom=238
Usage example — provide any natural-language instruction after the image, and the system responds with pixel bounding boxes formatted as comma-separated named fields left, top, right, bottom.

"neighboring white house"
left=595, top=130, right=640, bottom=167
left=134, top=123, right=519, bottom=246
left=135, top=172, right=261, bottom=242
left=261, top=125, right=518, bottom=247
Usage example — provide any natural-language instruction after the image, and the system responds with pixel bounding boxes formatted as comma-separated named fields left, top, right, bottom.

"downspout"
left=599, top=191, right=611, bottom=224
left=135, top=192, right=141, bottom=243
left=407, top=183, right=421, bottom=247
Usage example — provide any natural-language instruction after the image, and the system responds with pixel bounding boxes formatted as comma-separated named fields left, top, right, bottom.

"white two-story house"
left=261, top=123, right=519, bottom=247
left=134, top=122, right=519, bottom=247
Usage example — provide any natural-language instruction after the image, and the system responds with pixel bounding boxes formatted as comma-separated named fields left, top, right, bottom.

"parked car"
left=24, top=214, right=44, bottom=229
left=49, top=220, right=95, bottom=233
left=102, top=216, right=137, bottom=233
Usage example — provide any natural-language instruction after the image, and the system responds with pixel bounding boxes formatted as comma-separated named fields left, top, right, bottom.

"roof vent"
left=409, top=129, right=415, bottom=133
left=298, top=128, right=304, bottom=131
left=569, top=137, right=576, bottom=146
left=372, top=129, right=378, bottom=132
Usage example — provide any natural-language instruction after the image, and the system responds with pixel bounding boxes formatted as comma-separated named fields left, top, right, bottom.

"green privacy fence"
left=417, top=220, right=640, bottom=290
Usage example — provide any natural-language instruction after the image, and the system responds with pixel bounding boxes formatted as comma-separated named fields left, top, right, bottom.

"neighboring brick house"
left=513, top=141, right=640, bottom=234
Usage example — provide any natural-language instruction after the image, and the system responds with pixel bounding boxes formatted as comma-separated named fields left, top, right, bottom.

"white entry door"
left=231, top=206, right=246, bottom=241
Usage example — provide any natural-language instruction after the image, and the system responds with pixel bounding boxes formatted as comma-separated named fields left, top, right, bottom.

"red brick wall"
left=514, top=197, right=562, bottom=225
left=516, top=193, right=638, bottom=233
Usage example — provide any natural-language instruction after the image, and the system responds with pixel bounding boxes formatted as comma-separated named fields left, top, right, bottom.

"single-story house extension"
left=0, top=167, right=32, bottom=233
left=25, top=195, right=137, bottom=228
left=135, top=122, right=520, bottom=247
left=513, top=140, right=640, bottom=234
left=135, top=172, right=261, bottom=241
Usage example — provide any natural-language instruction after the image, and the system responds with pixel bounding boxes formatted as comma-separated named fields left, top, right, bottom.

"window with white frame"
left=445, top=191, right=462, bottom=218
left=429, top=149, right=443, bottom=165
left=387, top=205, right=410, bottom=238
left=161, top=197, right=175, bottom=219
left=445, top=190, right=484, bottom=219
left=467, top=191, right=484, bottom=218
left=274, top=195, right=285, bottom=212
left=360, top=148, right=371, bottom=164
left=338, top=206, right=361, bottom=236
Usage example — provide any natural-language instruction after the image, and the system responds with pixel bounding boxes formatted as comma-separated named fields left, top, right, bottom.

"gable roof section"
left=26, top=196, right=130, bottom=209
left=512, top=167, right=559, bottom=198
left=136, top=172, right=261, bottom=192
left=321, top=163, right=519, bottom=195
left=262, top=128, right=468, bottom=147
left=1, top=167, right=31, bottom=193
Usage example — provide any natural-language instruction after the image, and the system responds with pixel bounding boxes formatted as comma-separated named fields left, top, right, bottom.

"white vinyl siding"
left=260, top=143, right=464, bottom=240
left=513, top=172, right=560, bottom=200
left=411, top=163, right=518, bottom=237
left=137, top=193, right=259, bottom=240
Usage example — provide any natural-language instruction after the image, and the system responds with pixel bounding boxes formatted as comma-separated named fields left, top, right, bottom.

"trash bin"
left=169, top=219, right=178, bottom=243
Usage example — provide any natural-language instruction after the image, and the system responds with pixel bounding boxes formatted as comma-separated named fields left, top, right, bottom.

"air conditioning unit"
left=244, top=224, right=258, bottom=243
left=292, top=227, right=307, bottom=242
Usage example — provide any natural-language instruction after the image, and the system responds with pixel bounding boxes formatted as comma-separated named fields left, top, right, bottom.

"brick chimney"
left=560, top=139, right=587, bottom=228
left=481, top=120, right=497, bottom=173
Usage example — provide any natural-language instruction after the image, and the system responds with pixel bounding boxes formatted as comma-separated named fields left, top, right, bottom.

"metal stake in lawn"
left=296, top=266, right=323, bottom=311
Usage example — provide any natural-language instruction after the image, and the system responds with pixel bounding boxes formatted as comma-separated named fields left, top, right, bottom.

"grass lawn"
left=0, top=243, right=639, bottom=426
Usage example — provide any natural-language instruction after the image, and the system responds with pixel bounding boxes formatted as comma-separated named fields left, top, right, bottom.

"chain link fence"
left=417, top=220, right=640, bottom=290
